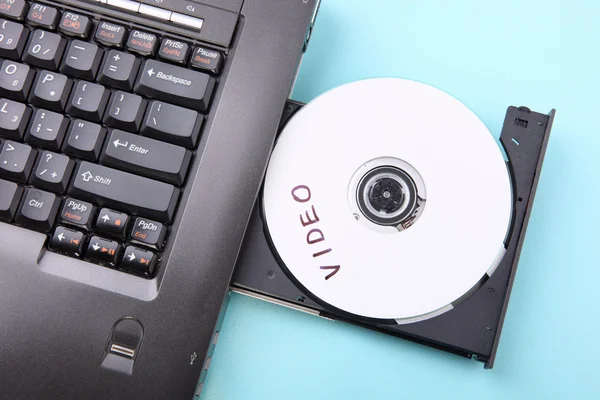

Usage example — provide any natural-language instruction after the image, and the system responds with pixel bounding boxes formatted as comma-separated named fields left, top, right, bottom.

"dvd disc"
left=262, top=78, right=512, bottom=322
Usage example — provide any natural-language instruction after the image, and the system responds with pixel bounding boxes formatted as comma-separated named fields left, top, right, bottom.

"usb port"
left=109, top=343, right=135, bottom=359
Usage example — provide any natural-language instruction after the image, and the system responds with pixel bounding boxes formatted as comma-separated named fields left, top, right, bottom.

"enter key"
left=100, top=129, right=192, bottom=185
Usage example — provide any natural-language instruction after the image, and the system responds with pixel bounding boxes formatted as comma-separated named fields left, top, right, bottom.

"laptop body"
left=0, top=0, right=318, bottom=398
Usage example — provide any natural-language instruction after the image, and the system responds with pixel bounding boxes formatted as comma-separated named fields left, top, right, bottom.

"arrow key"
left=85, top=235, right=121, bottom=267
left=120, top=245, right=156, bottom=277
left=49, top=226, right=85, bottom=257
left=95, top=208, right=129, bottom=239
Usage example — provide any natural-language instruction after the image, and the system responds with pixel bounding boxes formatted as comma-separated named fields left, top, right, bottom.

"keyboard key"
left=66, top=80, right=109, bottom=122
left=0, top=178, right=23, bottom=221
left=158, top=38, right=189, bottom=64
left=0, top=19, right=28, bottom=59
left=0, top=98, right=31, bottom=139
left=49, top=226, right=85, bottom=257
left=134, top=59, right=216, bottom=112
left=15, top=187, right=60, bottom=232
left=23, top=29, right=66, bottom=70
left=100, top=129, right=191, bottom=185
left=59, top=12, right=91, bottom=38
left=0, top=60, right=35, bottom=101
left=59, top=197, right=95, bottom=230
left=98, top=49, right=139, bottom=91
left=0, top=139, right=35, bottom=182
left=85, top=235, right=121, bottom=266
left=24, top=108, right=69, bottom=150
left=141, top=100, right=202, bottom=148
left=103, top=91, right=146, bottom=132
left=96, top=208, right=128, bottom=239
left=29, top=70, right=72, bottom=111
left=120, top=245, right=155, bottom=276
left=26, top=3, right=59, bottom=30
left=190, top=47, right=223, bottom=75
left=129, top=217, right=166, bottom=249
left=29, top=150, right=74, bottom=193
left=69, top=162, right=179, bottom=223
left=62, top=119, right=106, bottom=161
left=94, top=21, right=126, bottom=48
left=60, top=40, right=103, bottom=80
left=126, top=30, right=157, bottom=57
left=0, top=0, right=27, bottom=20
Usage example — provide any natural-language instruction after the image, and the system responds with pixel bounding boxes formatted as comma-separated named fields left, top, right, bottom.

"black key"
left=29, top=150, right=74, bottom=193
left=0, top=59, right=34, bottom=101
left=141, top=100, right=201, bottom=148
left=134, top=59, right=216, bottom=112
left=98, top=49, right=139, bottom=91
left=29, top=70, right=72, bottom=111
left=58, top=12, right=91, bottom=38
left=0, top=18, right=28, bottom=59
left=69, top=162, right=179, bottom=223
left=120, top=245, right=155, bottom=276
left=103, top=91, right=146, bottom=132
left=15, top=187, right=60, bottom=232
left=129, top=217, right=166, bottom=250
left=26, top=3, right=59, bottom=30
left=96, top=208, right=128, bottom=239
left=24, top=108, right=69, bottom=150
left=23, top=29, right=66, bottom=70
left=94, top=21, right=126, bottom=48
left=66, top=80, right=109, bottom=122
left=0, top=97, right=30, bottom=139
left=158, top=38, right=189, bottom=64
left=62, top=119, right=106, bottom=161
left=100, top=129, right=191, bottom=185
left=59, top=197, right=94, bottom=230
left=0, top=0, right=27, bottom=20
left=0, top=139, right=35, bottom=182
left=49, top=226, right=85, bottom=257
left=141, top=0, right=203, bottom=20
left=60, top=40, right=103, bottom=80
left=0, top=178, right=22, bottom=221
left=126, top=30, right=157, bottom=57
left=85, top=235, right=121, bottom=266
left=190, top=47, right=223, bottom=75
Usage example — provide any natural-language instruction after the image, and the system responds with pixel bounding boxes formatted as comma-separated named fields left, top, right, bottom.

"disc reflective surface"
left=263, top=78, right=512, bottom=321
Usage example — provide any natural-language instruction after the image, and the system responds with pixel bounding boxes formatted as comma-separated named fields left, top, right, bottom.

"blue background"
left=202, top=0, right=600, bottom=398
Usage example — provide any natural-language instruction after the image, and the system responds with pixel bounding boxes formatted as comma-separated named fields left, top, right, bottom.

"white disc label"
left=263, top=79, right=512, bottom=321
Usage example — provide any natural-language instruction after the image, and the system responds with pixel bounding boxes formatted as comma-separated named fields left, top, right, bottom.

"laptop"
left=0, top=0, right=319, bottom=398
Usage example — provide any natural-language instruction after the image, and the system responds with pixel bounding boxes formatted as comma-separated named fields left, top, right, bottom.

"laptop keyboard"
left=0, top=0, right=225, bottom=278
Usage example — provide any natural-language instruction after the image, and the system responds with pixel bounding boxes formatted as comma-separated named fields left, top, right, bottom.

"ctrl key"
left=86, top=236, right=121, bottom=267
left=49, top=226, right=85, bottom=257
left=15, top=188, right=60, bottom=232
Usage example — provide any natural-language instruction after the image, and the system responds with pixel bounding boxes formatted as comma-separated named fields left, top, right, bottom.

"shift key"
left=134, top=59, right=215, bottom=112
left=68, top=162, right=179, bottom=223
